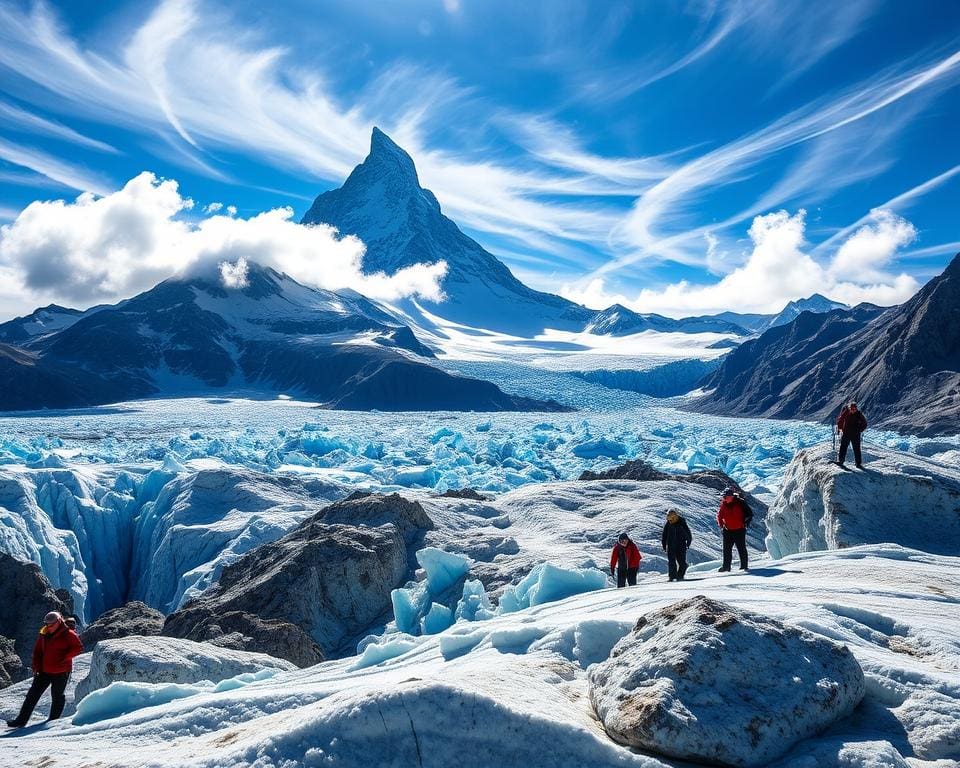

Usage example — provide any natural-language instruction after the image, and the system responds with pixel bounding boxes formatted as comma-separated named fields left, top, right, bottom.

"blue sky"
left=0, top=0, right=959, bottom=319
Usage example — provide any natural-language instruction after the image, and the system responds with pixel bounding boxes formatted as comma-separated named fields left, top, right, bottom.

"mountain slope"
left=0, top=304, right=87, bottom=344
left=691, top=253, right=960, bottom=435
left=302, top=128, right=740, bottom=338
left=0, top=263, right=566, bottom=413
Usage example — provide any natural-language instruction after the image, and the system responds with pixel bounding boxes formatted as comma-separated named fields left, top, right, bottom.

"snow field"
left=2, top=545, right=958, bottom=767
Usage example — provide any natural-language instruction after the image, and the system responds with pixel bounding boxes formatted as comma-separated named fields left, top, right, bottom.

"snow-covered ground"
left=2, top=545, right=958, bottom=767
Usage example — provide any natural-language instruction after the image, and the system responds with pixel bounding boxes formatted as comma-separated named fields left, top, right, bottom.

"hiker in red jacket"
left=610, top=533, right=642, bottom=587
left=837, top=401, right=868, bottom=468
left=6, top=612, right=83, bottom=728
left=717, top=487, right=752, bottom=572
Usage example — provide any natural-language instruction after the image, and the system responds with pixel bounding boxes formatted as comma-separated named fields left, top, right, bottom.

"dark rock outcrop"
left=0, top=552, right=72, bottom=686
left=692, top=253, right=960, bottom=435
left=163, top=611, right=324, bottom=668
left=439, top=488, right=488, bottom=501
left=0, top=637, right=23, bottom=688
left=79, top=601, right=164, bottom=650
left=164, top=494, right=433, bottom=657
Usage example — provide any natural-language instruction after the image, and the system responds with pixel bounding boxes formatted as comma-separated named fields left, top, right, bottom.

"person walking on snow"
left=610, top=533, right=641, bottom=587
left=837, top=401, right=868, bottom=468
left=6, top=611, right=83, bottom=728
left=717, top=487, right=752, bottom=572
left=661, top=508, right=693, bottom=582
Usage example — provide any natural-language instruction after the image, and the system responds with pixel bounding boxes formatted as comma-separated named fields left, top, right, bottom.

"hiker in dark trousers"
left=609, top=533, right=641, bottom=587
left=6, top=611, right=83, bottom=728
left=837, top=401, right=868, bottom=468
left=661, top=508, right=693, bottom=581
left=717, top=487, right=752, bottom=572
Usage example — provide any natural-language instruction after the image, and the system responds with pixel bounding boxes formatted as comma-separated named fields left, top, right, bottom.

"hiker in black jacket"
left=661, top=508, right=693, bottom=581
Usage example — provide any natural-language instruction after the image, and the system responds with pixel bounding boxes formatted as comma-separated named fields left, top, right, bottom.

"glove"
left=610, top=567, right=615, bottom=577
left=662, top=545, right=666, bottom=552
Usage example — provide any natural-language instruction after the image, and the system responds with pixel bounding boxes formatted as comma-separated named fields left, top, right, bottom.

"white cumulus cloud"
left=562, top=208, right=920, bottom=316
left=0, top=172, right=446, bottom=310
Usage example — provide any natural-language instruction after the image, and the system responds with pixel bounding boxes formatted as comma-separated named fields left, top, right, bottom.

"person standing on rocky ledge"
left=609, top=533, right=642, bottom=587
left=6, top=611, right=83, bottom=729
left=837, top=401, right=868, bottom=468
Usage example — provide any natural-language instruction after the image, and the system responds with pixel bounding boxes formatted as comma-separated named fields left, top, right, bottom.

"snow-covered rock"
left=79, top=601, right=164, bottom=650
left=588, top=596, right=866, bottom=766
left=0, top=551, right=73, bottom=683
left=74, top=636, right=295, bottom=702
left=767, top=444, right=960, bottom=558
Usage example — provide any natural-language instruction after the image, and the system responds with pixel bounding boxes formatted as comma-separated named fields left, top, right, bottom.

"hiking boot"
left=739, top=566, right=749, bottom=571
left=718, top=566, right=731, bottom=572
left=6, top=720, right=25, bottom=728
left=856, top=463, right=864, bottom=469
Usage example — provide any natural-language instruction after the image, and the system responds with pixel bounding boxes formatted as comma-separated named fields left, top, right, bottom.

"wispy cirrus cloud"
left=0, top=137, right=113, bottom=195
left=0, top=0, right=646, bottom=255
left=580, top=45, right=960, bottom=279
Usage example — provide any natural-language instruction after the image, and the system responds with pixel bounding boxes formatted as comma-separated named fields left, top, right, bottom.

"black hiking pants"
left=13, top=671, right=70, bottom=724
left=722, top=529, right=748, bottom=570
left=667, top=547, right=688, bottom=580
left=839, top=433, right=863, bottom=465
left=616, top=567, right=638, bottom=588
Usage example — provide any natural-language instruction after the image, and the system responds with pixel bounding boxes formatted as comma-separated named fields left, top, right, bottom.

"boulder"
left=164, top=494, right=432, bottom=656
left=766, top=444, right=960, bottom=559
left=163, top=611, right=323, bottom=668
left=588, top=596, right=865, bottom=767
left=75, top=635, right=295, bottom=702
left=79, top=601, right=164, bottom=650
left=0, top=636, right=23, bottom=688
left=0, top=551, right=72, bottom=683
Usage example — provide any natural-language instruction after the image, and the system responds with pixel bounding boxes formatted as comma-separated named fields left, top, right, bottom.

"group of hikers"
left=608, top=401, right=868, bottom=587
left=609, top=485, right=753, bottom=586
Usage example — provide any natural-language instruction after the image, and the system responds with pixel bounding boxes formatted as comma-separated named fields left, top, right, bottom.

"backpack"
left=735, top=492, right=753, bottom=527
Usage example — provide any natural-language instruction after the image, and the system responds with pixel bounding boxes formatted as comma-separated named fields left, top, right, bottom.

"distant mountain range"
left=692, top=253, right=960, bottom=436
left=0, top=128, right=866, bottom=415
left=0, top=263, right=566, bottom=412
left=303, top=129, right=763, bottom=339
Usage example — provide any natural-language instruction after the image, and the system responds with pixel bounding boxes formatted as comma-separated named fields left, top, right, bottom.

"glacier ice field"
left=1, top=367, right=956, bottom=500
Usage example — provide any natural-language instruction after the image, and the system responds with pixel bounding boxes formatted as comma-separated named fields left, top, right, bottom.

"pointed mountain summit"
left=302, top=129, right=747, bottom=338
left=302, top=129, right=598, bottom=335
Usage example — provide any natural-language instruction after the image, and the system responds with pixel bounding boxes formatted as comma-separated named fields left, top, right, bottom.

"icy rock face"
left=79, top=601, right=164, bottom=651
left=767, top=444, right=960, bottom=559
left=164, top=494, right=431, bottom=656
left=131, top=467, right=346, bottom=614
left=0, top=551, right=72, bottom=683
left=74, top=636, right=295, bottom=702
left=162, top=611, right=324, bottom=668
left=588, top=596, right=865, bottom=767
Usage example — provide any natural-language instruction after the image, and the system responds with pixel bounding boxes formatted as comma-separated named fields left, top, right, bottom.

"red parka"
left=717, top=497, right=750, bottom=531
left=610, top=539, right=642, bottom=571
left=32, top=620, right=83, bottom=675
